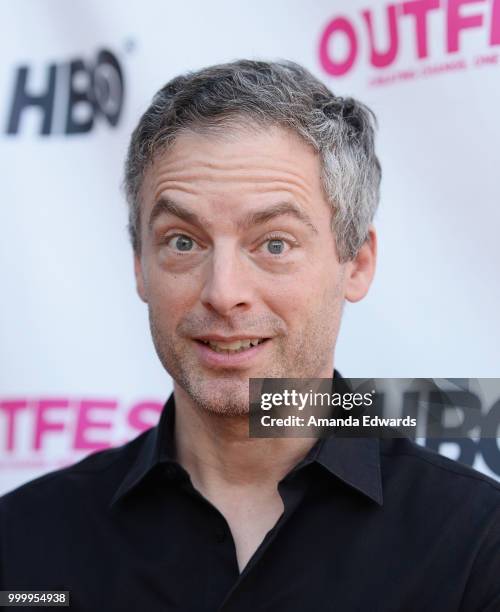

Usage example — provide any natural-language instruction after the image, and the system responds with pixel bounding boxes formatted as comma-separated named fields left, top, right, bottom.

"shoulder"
left=381, top=437, right=499, bottom=487
left=0, top=429, right=149, bottom=518
left=380, top=437, right=500, bottom=522
left=0, top=430, right=155, bottom=589
left=381, top=445, right=500, bottom=611
left=380, top=437, right=500, bottom=491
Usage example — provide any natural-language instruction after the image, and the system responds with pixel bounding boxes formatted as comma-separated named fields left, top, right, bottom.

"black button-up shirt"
left=1, top=378, right=500, bottom=611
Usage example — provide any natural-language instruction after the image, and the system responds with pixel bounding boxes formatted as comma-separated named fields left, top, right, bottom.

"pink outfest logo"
left=319, top=0, right=500, bottom=84
left=0, top=397, right=164, bottom=471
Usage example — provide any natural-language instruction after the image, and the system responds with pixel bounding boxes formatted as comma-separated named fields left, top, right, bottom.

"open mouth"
left=196, top=338, right=269, bottom=354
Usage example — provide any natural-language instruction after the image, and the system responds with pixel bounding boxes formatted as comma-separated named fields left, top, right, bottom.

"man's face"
left=134, top=125, right=374, bottom=415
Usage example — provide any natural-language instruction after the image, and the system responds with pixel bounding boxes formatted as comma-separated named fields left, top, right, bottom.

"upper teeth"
left=202, top=338, right=263, bottom=351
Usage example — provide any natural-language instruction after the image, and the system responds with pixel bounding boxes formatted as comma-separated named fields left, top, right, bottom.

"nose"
left=200, top=240, right=254, bottom=317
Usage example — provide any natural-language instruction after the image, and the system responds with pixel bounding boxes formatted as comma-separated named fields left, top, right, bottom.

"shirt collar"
left=311, top=370, right=383, bottom=505
left=110, top=393, right=177, bottom=508
left=313, top=435, right=383, bottom=505
left=110, top=371, right=383, bottom=508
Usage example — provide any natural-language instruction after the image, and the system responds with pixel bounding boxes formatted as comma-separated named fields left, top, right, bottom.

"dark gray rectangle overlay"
left=0, top=592, right=69, bottom=607
left=249, top=378, right=500, bottom=439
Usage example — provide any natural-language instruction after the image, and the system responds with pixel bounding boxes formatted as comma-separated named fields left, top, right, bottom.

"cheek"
left=267, top=259, right=342, bottom=303
left=269, top=268, right=345, bottom=335
left=261, top=274, right=319, bottom=324
left=146, top=267, right=201, bottom=317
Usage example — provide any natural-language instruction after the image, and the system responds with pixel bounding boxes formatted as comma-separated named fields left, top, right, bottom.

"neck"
left=172, top=370, right=334, bottom=495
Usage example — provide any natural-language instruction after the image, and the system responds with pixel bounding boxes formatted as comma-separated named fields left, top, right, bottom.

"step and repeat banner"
left=1, top=0, right=499, bottom=495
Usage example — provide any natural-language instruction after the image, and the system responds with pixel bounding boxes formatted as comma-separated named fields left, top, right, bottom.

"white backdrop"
left=1, top=0, right=499, bottom=495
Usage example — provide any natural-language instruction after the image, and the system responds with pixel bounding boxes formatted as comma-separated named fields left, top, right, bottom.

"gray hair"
left=124, top=59, right=381, bottom=262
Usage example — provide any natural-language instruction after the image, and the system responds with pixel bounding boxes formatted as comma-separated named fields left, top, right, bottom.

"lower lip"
left=193, top=339, right=271, bottom=369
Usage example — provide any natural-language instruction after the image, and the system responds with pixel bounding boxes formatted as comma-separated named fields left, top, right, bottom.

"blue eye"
left=267, top=239, right=285, bottom=254
left=171, top=235, right=194, bottom=251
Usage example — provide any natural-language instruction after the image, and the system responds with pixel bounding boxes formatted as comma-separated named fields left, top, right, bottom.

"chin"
left=189, top=377, right=250, bottom=417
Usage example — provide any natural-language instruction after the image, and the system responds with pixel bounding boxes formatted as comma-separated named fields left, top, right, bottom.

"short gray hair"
left=124, top=59, right=381, bottom=262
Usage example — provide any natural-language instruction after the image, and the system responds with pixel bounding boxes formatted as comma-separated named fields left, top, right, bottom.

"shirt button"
left=215, top=525, right=226, bottom=543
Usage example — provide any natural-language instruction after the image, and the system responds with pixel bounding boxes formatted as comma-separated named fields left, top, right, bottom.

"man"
left=1, top=60, right=499, bottom=611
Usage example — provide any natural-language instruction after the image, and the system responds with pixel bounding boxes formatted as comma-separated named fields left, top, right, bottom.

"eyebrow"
left=148, top=197, right=319, bottom=234
left=241, top=201, right=318, bottom=234
left=148, top=197, right=209, bottom=232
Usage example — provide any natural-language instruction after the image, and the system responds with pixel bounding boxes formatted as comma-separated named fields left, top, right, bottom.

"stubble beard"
left=147, top=291, right=343, bottom=417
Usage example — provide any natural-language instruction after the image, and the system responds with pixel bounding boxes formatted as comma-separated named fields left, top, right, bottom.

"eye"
left=167, top=234, right=195, bottom=252
left=260, top=234, right=296, bottom=256
left=266, top=239, right=286, bottom=255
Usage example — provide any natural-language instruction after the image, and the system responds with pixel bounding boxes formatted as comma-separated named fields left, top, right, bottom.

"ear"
left=134, top=252, right=148, bottom=303
left=344, top=226, right=377, bottom=303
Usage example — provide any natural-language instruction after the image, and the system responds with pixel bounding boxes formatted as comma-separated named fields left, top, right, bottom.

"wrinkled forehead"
left=139, top=124, right=324, bottom=214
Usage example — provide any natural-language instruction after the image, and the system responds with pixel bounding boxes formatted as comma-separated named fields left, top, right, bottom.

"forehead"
left=139, top=125, right=327, bottom=224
